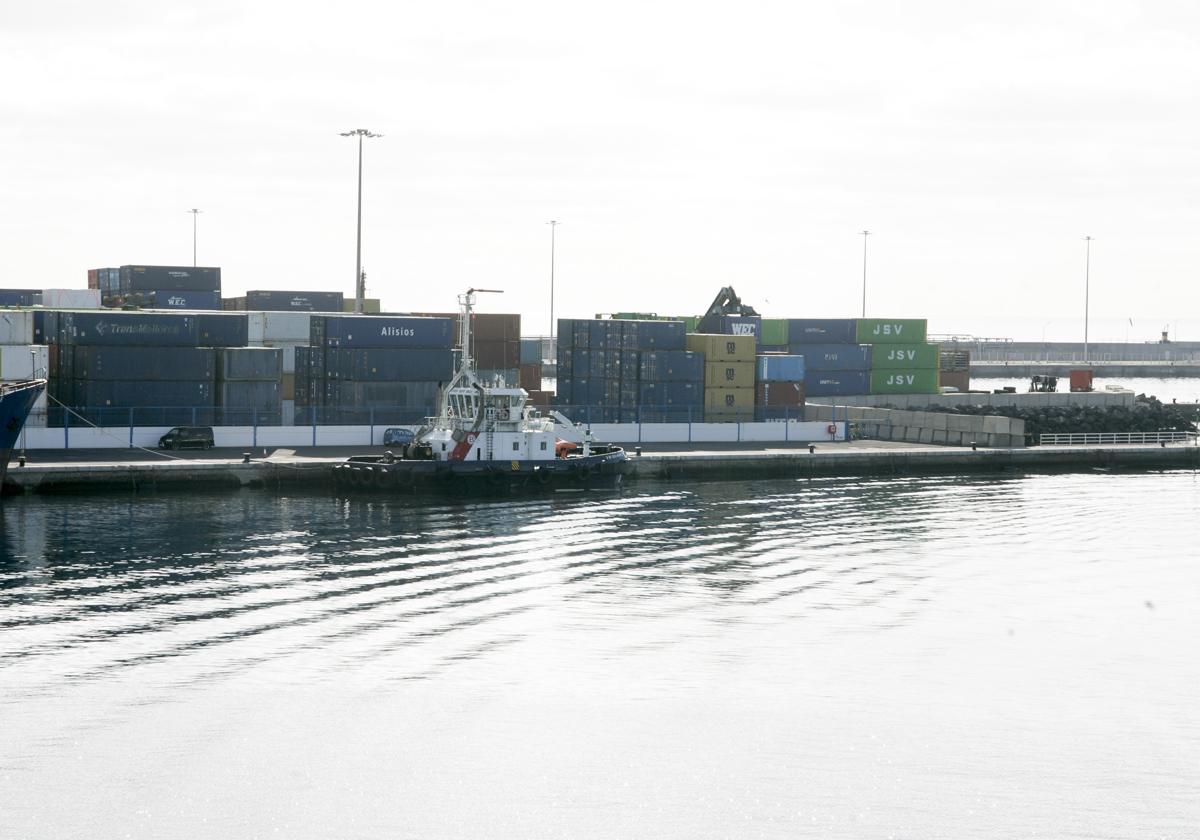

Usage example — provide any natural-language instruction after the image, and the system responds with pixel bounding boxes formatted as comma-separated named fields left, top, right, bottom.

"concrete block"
left=904, top=426, right=922, bottom=443
left=947, top=414, right=975, bottom=433
left=918, top=427, right=935, bottom=444
left=931, top=428, right=948, bottom=445
left=982, top=415, right=1008, bottom=434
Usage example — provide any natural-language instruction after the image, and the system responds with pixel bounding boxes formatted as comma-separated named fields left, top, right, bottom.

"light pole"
left=548, top=220, right=560, bottom=340
left=187, top=208, right=202, bottom=266
left=860, top=230, right=871, bottom=317
left=1083, top=235, right=1094, bottom=363
left=340, top=128, right=382, bottom=314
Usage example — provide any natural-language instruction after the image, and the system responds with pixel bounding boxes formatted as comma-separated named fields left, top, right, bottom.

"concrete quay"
left=4, top=441, right=1199, bottom=495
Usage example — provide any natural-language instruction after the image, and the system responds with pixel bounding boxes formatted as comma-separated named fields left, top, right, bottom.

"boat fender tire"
left=536, top=467, right=553, bottom=485
left=575, top=464, right=595, bottom=481
left=375, top=467, right=391, bottom=488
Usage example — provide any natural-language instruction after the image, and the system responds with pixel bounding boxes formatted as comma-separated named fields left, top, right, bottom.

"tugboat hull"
left=332, top=450, right=629, bottom=496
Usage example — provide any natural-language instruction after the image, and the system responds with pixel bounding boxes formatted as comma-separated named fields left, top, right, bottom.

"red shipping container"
left=87, top=269, right=99, bottom=290
left=1069, top=369, right=1094, bottom=392
left=519, top=363, right=542, bottom=391
left=755, top=381, right=804, bottom=406
left=475, top=339, right=520, bottom=370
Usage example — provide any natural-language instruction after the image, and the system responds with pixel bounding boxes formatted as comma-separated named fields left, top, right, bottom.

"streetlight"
left=1083, top=235, right=1094, bottom=363
left=548, top=220, right=560, bottom=340
left=340, top=128, right=383, bottom=314
left=860, top=230, right=871, bottom=317
left=187, top=208, right=202, bottom=266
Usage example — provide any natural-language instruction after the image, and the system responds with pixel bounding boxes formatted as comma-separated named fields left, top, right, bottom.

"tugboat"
left=332, top=289, right=629, bottom=496
left=0, top=379, right=46, bottom=495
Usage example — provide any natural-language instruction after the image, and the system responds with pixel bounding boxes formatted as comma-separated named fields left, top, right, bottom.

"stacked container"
left=410, top=311, right=521, bottom=383
left=858, top=319, right=938, bottom=395
left=686, top=333, right=756, bottom=421
left=557, top=318, right=689, bottom=421
left=224, top=290, right=344, bottom=312
left=298, top=315, right=454, bottom=424
left=754, top=354, right=805, bottom=420
left=216, top=347, right=283, bottom=423
left=102, top=265, right=222, bottom=309
left=785, top=319, right=870, bottom=397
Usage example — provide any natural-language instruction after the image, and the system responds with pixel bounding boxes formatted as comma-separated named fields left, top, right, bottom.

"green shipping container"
left=869, top=368, right=939, bottom=394
left=870, top=343, right=940, bottom=369
left=759, top=318, right=788, bottom=346
left=856, top=318, right=928, bottom=344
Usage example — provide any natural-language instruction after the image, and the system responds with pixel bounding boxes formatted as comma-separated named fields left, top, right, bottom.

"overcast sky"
left=3, top=1, right=1199, bottom=340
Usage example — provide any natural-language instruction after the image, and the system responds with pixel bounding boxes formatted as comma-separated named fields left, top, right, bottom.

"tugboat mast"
left=457, top=287, right=502, bottom=376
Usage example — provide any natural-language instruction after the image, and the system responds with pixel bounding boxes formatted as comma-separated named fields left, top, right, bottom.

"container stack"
left=42, top=311, right=249, bottom=425
left=247, top=312, right=313, bottom=425
left=686, top=333, right=756, bottom=421
left=410, top=312, right=522, bottom=384
left=102, top=265, right=222, bottom=309
left=297, top=315, right=455, bottom=424
left=518, top=337, right=545, bottom=402
left=754, top=354, right=805, bottom=420
left=0, top=309, right=49, bottom=425
left=557, top=318, right=688, bottom=422
left=216, top=347, right=283, bottom=424
left=786, top=319, right=871, bottom=397
left=638, top=349, right=704, bottom=421
left=0, top=289, right=41, bottom=307
left=757, top=318, right=789, bottom=352
left=224, top=291, right=344, bottom=312
left=857, top=318, right=939, bottom=395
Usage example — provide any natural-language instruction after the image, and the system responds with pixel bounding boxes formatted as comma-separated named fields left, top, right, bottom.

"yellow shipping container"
left=685, top=333, right=756, bottom=362
left=703, top=361, right=755, bottom=388
left=281, top=372, right=295, bottom=400
left=342, top=298, right=382, bottom=314
left=703, top=387, right=754, bottom=421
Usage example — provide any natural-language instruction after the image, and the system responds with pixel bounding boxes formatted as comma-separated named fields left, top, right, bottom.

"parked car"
left=158, top=426, right=215, bottom=450
left=383, top=427, right=415, bottom=446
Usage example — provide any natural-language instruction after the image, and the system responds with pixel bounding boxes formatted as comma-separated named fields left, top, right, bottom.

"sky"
left=3, top=0, right=1199, bottom=341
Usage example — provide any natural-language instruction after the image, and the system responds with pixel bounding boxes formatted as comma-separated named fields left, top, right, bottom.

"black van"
left=158, top=426, right=215, bottom=450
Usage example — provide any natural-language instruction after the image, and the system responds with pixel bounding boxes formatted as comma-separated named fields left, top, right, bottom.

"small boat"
left=0, top=379, right=46, bottom=494
left=332, top=289, right=629, bottom=495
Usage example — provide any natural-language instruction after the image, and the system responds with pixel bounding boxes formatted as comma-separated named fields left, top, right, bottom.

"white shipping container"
left=262, top=312, right=312, bottom=342
left=247, top=311, right=266, bottom=344
left=0, top=345, right=48, bottom=380
left=0, top=310, right=34, bottom=345
left=42, top=289, right=101, bottom=309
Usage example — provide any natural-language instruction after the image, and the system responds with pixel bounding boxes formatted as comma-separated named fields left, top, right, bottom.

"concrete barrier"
left=805, top=403, right=1025, bottom=448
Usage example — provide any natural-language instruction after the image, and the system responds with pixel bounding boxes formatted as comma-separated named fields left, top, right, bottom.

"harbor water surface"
left=2, top=473, right=1198, bottom=838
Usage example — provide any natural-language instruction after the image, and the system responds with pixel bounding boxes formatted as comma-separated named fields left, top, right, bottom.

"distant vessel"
left=333, top=289, right=629, bottom=495
left=0, top=379, right=45, bottom=493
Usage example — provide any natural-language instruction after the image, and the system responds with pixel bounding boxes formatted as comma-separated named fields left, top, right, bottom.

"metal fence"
left=1039, top=431, right=1194, bottom=445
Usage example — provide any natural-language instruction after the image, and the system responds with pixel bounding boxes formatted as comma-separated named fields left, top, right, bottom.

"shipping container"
left=217, top=379, right=282, bottom=411
left=519, top=363, right=542, bottom=391
left=870, top=343, right=940, bottom=369
left=341, top=298, right=382, bottom=314
left=327, top=380, right=442, bottom=408
left=789, top=344, right=871, bottom=371
left=253, top=311, right=311, bottom=342
left=519, top=338, right=542, bottom=364
left=804, top=369, right=869, bottom=397
left=0, top=310, right=34, bottom=344
left=755, top=354, right=805, bottom=382
left=218, top=347, right=283, bottom=381
left=638, top=381, right=703, bottom=406
left=0, top=289, right=40, bottom=307
left=63, top=312, right=199, bottom=347
left=787, top=318, right=857, bottom=344
left=145, top=290, right=222, bottom=310
left=755, top=381, right=804, bottom=407
left=0, top=345, right=48, bottom=380
left=474, top=339, right=520, bottom=370
left=87, top=269, right=99, bottom=290
left=70, top=379, right=214, bottom=407
left=120, top=265, right=221, bottom=293
left=99, top=268, right=120, bottom=293
left=73, top=346, right=217, bottom=381
left=639, top=350, right=704, bottom=383
left=281, top=372, right=296, bottom=400
left=322, top=348, right=455, bottom=382
left=196, top=313, right=249, bottom=347
left=869, top=368, right=939, bottom=394
left=685, top=333, right=756, bottom=362
left=472, top=313, right=521, bottom=342
left=619, top=319, right=686, bottom=351
left=246, top=289, right=344, bottom=312
left=41, top=289, right=101, bottom=309
left=856, top=318, right=928, bottom=344
left=311, top=315, right=453, bottom=349
left=759, top=319, right=788, bottom=347
left=720, top=314, right=761, bottom=341
left=704, top=387, right=754, bottom=420
left=703, top=361, right=755, bottom=388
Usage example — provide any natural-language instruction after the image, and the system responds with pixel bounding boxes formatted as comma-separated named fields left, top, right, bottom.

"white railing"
left=1039, top=431, right=1194, bottom=446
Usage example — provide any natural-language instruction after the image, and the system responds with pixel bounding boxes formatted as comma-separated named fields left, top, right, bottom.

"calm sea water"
left=2, top=474, right=1198, bottom=839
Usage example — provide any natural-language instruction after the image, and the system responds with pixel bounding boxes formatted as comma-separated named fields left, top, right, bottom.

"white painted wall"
left=21, top=420, right=845, bottom=451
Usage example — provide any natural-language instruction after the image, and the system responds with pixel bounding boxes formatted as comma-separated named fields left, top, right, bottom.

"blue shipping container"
left=63, top=312, right=199, bottom=347
left=803, top=369, right=869, bottom=397
left=756, top=354, right=806, bottom=382
left=640, top=350, right=704, bottom=382
left=520, top=338, right=542, bottom=364
left=0, top=289, right=40, bottom=306
left=218, top=348, right=283, bottom=381
left=150, top=290, right=222, bottom=310
left=71, top=379, right=215, bottom=407
left=638, top=381, right=704, bottom=405
left=790, top=344, right=871, bottom=371
left=73, top=346, right=216, bottom=381
left=197, top=313, right=249, bottom=347
left=217, top=381, right=282, bottom=411
left=720, top=315, right=761, bottom=340
left=324, top=348, right=455, bottom=381
left=313, top=316, right=453, bottom=349
left=622, top=319, right=686, bottom=351
left=787, top=318, right=858, bottom=345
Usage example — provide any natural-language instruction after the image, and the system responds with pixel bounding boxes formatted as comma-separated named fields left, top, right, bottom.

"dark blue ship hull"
left=1, top=380, right=45, bottom=492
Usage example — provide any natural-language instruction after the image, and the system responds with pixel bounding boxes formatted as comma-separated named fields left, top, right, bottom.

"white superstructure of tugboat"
left=332, top=289, right=629, bottom=495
